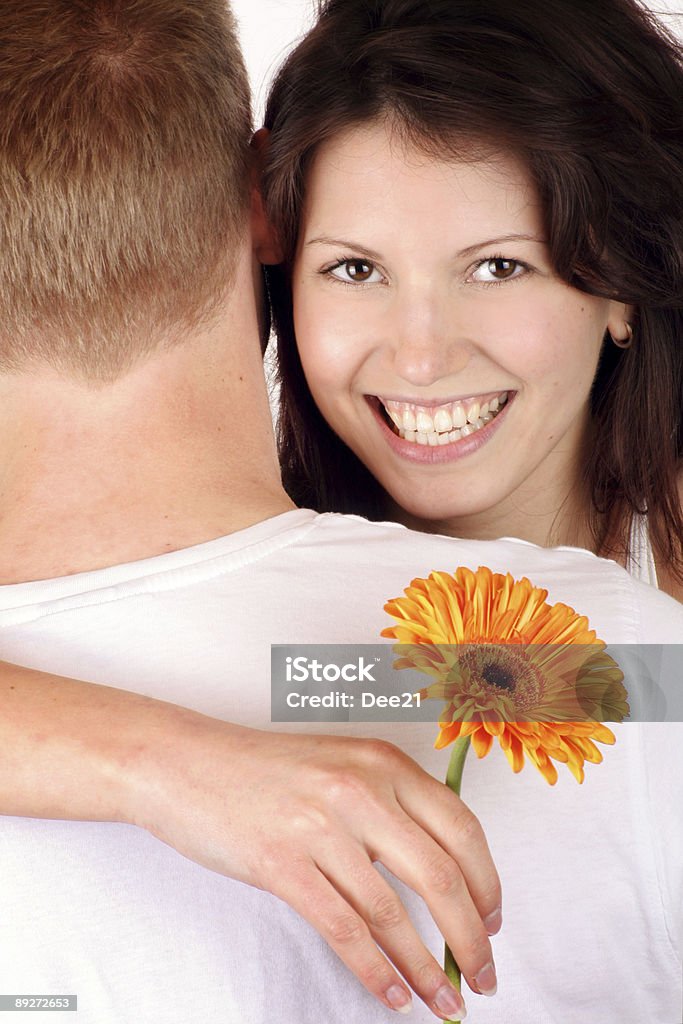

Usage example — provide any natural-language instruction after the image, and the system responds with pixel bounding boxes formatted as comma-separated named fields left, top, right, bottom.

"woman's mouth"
left=375, top=391, right=510, bottom=446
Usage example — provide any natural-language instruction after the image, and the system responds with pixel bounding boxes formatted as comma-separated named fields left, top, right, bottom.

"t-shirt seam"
left=0, top=514, right=322, bottom=625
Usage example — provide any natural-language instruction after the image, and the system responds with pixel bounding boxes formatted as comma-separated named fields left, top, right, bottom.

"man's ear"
left=250, top=128, right=284, bottom=266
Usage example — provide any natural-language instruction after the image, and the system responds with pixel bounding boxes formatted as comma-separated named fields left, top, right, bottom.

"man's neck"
left=0, top=272, right=294, bottom=584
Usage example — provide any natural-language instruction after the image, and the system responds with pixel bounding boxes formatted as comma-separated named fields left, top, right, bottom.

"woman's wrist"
left=125, top=702, right=258, bottom=843
left=0, top=660, right=204, bottom=827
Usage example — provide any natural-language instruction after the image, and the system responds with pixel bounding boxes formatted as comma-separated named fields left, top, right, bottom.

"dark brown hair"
left=0, top=0, right=251, bottom=381
left=262, top=0, right=683, bottom=580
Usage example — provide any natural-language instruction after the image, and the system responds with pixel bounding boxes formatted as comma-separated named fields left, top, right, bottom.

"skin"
left=293, top=120, right=634, bottom=554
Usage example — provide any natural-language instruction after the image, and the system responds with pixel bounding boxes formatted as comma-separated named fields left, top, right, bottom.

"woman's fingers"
left=279, top=858, right=416, bottom=1015
left=376, top=814, right=497, bottom=999
left=396, top=769, right=502, bottom=931
left=280, top=852, right=469, bottom=1020
left=395, top=779, right=502, bottom=991
left=312, top=843, right=469, bottom=1019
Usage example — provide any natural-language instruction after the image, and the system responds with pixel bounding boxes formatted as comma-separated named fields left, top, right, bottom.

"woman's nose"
left=389, top=288, right=471, bottom=388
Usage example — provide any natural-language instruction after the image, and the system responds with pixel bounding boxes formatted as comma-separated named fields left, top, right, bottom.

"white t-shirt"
left=0, top=509, right=681, bottom=1024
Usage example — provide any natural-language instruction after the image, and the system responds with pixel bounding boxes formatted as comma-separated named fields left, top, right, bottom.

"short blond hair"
left=0, top=0, right=251, bottom=381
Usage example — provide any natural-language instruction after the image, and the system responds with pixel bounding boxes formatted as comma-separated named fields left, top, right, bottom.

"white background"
left=232, top=0, right=683, bottom=120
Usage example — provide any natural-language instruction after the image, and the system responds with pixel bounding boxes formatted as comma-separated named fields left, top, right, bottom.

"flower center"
left=459, top=645, right=545, bottom=716
left=482, top=662, right=515, bottom=691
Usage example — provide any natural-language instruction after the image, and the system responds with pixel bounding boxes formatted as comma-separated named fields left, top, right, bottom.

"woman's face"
left=292, top=121, right=627, bottom=529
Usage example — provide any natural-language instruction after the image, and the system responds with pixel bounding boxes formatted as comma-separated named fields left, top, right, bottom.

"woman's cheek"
left=296, top=294, right=372, bottom=388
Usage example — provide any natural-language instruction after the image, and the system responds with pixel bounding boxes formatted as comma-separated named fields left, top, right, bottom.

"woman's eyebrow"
left=457, top=233, right=547, bottom=258
left=305, top=236, right=384, bottom=260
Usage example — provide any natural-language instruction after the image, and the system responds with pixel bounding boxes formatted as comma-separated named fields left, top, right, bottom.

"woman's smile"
left=365, top=391, right=513, bottom=464
left=378, top=391, right=510, bottom=443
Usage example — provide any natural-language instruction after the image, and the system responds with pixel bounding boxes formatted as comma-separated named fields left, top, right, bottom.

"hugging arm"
left=0, top=659, right=501, bottom=1019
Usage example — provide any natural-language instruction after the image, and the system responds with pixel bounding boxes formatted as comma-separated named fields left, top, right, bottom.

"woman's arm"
left=0, top=660, right=501, bottom=1018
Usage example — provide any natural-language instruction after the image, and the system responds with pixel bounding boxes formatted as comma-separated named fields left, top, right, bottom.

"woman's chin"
left=385, top=491, right=495, bottom=532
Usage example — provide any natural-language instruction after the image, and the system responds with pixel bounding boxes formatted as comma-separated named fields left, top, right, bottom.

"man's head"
left=0, top=0, right=251, bottom=383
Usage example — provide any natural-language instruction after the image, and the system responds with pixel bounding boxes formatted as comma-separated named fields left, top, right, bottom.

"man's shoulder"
left=310, top=510, right=613, bottom=577
left=305, top=513, right=683, bottom=644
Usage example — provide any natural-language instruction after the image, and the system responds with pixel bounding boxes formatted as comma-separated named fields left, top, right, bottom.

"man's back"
left=1, top=510, right=681, bottom=1023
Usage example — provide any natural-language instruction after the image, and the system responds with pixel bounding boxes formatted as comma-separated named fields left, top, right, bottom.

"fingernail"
left=474, top=962, right=497, bottom=997
left=386, top=984, right=412, bottom=1014
left=483, top=906, right=502, bottom=935
left=434, top=984, right=467, bottom=1019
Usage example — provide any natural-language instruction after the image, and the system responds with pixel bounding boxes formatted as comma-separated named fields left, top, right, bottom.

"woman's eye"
left=327, top=259, right=382, bottom=284
left=471, top=258, right=526, bottom=283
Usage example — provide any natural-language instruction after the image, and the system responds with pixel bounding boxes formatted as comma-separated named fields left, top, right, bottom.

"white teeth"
left=451, top=405, right=467, bottom=428
left=466, top=402, right=480, bottom=425
left=433, top=408, right=453, bottom=432
left=415, top=411, right=434, bottom=433
left=402, top=409, right=417, bottom=431
left=383, top=392, right=510, bottom=448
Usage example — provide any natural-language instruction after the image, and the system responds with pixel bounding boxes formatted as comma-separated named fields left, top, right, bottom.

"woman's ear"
left=250, top=128, right=284, bottom=266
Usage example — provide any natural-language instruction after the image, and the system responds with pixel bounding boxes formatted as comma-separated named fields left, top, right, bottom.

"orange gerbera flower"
left=382, top=566, right=628, bottom=784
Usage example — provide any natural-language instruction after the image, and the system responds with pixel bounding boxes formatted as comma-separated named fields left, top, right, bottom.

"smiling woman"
left=260, top=0, right=683, bottom=599
left=292, top=130, right=628, bottom=533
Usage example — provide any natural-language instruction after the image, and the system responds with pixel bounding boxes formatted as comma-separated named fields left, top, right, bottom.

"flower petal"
left=470, top=727, right=495, bottom=759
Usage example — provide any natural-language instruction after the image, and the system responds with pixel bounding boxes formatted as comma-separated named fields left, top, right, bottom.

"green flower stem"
left=445, top=733, right=472, bottom=794
left=442, top=735, right=472, bottom=1024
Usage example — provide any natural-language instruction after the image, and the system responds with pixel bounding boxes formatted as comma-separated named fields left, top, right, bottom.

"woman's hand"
left=133, top=710, right=501, bottom=1019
